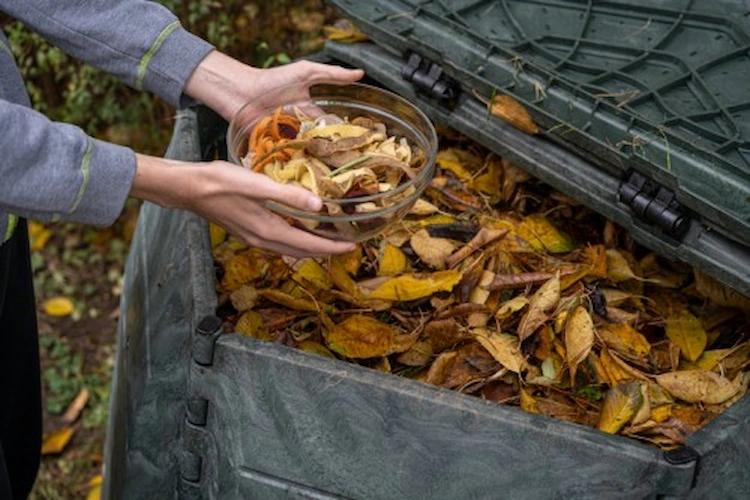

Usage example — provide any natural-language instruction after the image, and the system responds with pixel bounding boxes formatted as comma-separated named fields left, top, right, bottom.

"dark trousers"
left=0, top=220, right=41, bottom=500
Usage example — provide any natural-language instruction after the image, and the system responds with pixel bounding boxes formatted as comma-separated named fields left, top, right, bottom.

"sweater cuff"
left=73, top=139, right=137, bottom=227
left=139, top=26, right=215, bottom=108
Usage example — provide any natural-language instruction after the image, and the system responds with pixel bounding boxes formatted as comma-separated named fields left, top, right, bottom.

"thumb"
left=305, top=62, right=365, bottom=85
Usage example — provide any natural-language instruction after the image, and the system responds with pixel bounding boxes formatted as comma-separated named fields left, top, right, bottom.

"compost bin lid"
left=329, top=0, right=750, bottom=249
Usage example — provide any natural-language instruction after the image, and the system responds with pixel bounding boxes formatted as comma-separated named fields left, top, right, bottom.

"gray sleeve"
left=0, top=98, right=136, bottom=226
left=0, top=0, right=215, bottom=107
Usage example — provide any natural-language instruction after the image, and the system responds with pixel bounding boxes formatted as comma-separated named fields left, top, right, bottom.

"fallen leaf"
left=234, top=310, right=271, bottom=341
left=489, top=94, right=540, bottom=135
left=694, top=270, right=750, bottom=310
left=474, top=329, right=526, bottom=373
left=516, top=215, right=575, bottom=254
left=378, top=243, right=409, bottom=277
left=655, top=370, right=742, bottom=405
left=328, top=258, right=363, bottom=300
left=605, top=249, right=638, bottom=282
left=598, top=323, right=651, bottom=359
left=472, top=157, right=504, bottom=198
left=517, top=274, right=560, bottom=343
left=259, top=289, right=319, bottom=312
left=333, top=245, right=363, bottom=275
left=62, top=388, right=89, bottom=424
left=410, top=229, right=456, bottom=270
left=87, top=475, right=102, bottom=500
left=368, top=271, right=462, bottom=302
left=597, top=381, right=643, bottom=434
left=42, top=427, right=75, bottom=455
left=221, top=251, right=269, bottom=292
left=436, top=149, right=474, bottom=182
left=297, top=340, right=336, bottom=358
left=664, top=304, right=707, bottom=362
left=324, top=315, right=395, bottom=358
left=209, top=223, right=227, bottom=248
left=446, top=227, right=508, bottom=269
left=294, top=259, right=332, bottom=291
left=43, top=297, right=75, bottom=317
left=565, top=306, right=595, bottom=385
left=495, top=295, right=529, bottom=320
left=520, top=387, right=540, bottom=414
left=323, top=20, right=368, bottom=43
left=229, top=285, right=259, bottom=312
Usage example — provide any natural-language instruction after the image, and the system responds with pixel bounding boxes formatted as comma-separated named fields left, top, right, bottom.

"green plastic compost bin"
left=103, top=1, right=750, bottom=498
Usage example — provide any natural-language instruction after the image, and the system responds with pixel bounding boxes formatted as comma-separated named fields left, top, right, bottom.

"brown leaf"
left=297, top=340, right=336, bottom=359
left=259, top=289, right=319, bottom=312
left=62, top=389, right=89, bottom=425
left=597, top=381, right=643, bottom=434
left=41, top=427, right=75, bottom=455
left=655, top=370, right=742, bottom=405
left=396, top=341, right=434, bottom=366
left=495, top=296, right=529, bottom=320
left=474, top=329, right=527, bottom=373
left=518, top=274, right=560, bottom=343
left=229, top=285, right=259, bottom=312
left=564, top=306, right=595, bottom=385
left=488, top=271, right=559, bottom=291
left=488, top=95, right=540, bottom=135
left=325, top=315, right=396, bottom=359
left=445, top=227, right=508, bottom=269
left=694, top=270, right=750, bottom=310
left=424, top=319, right=472, bottom=352
left=410, top=229, right=456, bottom=270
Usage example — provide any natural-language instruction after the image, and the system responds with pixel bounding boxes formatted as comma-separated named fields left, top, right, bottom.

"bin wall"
left=103, top=108, right=217, bottom=500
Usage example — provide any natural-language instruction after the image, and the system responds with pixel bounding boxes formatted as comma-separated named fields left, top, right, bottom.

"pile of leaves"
left=211, top=127, right=749, bottom=450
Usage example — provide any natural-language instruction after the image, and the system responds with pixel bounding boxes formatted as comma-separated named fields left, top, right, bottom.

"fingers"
left=244, top=211, right=356, bottom=257
left=295, top=60, right=364, bottom=85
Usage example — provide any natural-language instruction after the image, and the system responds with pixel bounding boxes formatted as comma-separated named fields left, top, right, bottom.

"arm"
left=0, top=0, right=213, bottom=107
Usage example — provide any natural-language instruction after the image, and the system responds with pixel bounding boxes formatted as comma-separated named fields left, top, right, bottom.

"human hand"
left=184, top=51, right=364, bottom=122
left=130, top=154, right=355, bottom=257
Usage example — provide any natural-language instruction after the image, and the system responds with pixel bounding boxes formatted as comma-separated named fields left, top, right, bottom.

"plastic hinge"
left=179, top=450, right=202, bottom=483
left=618, top=172, right=690, bottom=239
left=187, top=398, right=209, bottom=426
left=400, top=52, right=458, bottom=102
left=192, top=315, right=223, bottom=366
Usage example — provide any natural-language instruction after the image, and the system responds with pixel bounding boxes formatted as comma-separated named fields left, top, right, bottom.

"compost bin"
left=103, top=1, right=750, bottom=498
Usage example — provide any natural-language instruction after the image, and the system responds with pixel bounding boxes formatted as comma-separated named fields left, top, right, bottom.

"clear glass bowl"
left=226, top=82, right=438, bottom=242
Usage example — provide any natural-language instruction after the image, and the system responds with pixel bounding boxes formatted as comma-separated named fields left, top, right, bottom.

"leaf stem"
left=327, top=155, right=372, bottom=177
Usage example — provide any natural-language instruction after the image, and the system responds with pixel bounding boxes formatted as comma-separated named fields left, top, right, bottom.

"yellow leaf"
left=87, top=476, right=102, bottom=500
left=293, top=259, right=332, bottom=291
left=334, top=245, right=363, bottom=276
left=474, top=329, right=527, bottom=373
left=471, top=157, right=504, bottom=197
left=651, top=405, right=673, bottom=423
left=584, top=245, right=608, bottom=278
left=28, top=221, right=52, bottom=252
left=229, top=285, right=259, bottom=312
left=518, top=274, right=560, bottom=343
left=495, top=296, right=529, bottom=320
left=209, top=223, right=227, bottom=248
left=328, top=257, right=363, bottom=299
left=409, top=199, right=440, bottom=216
left=378, top=243, right=409, bottom=277
left=324, top=315, right=396, bottom=358
left=259, top=289, right=319, bottom=312
left=605, top=249, right=639, bottom=282
left=220, top=251, right=269, bottom=292
left=323, top=21, right=369, bottom=43
left=565, top=305, right=595, bottom=384
left=410, top=229, right=456, bottom=270
left=417, top=214, right=457, bottom=227
left=516, top=214, right=575, bottom=254
left=489, top=95, right=540, bottom=135
left=598, top=323, right=651, bottom=358
left=520, top=387, right=540, bottom=414
left=368, top=271, right=462, bottom=302
left=41, top=427, right=75, bottom=455
left=43, top=296, right=75, bottom=317
left=599, top=346, right=647, bottom=385
left=436, top=149, right=475, bottom=182
left=664, top=304, right=707, bottom=362
left=234, top=311, right=270, bottom=341
left=297, top=340, right=336, bottom=359
left=597, top=381, right=643, bottom=434
left=655, top=370, right=742, bottom=404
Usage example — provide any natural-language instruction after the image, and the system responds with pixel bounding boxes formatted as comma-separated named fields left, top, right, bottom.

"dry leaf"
left=598, top=323, right=651, bottom=359
left=474, top=329, right=527, bottom=373
left=328, top=258, right=363, bottom=300
left=86, top=475, right=102, bottom=500
left=605, top=249, right=638, bottom=282
left=230, top=285, right=259, bottom=312
left=294, top=260, right=332, bottom=291
left=520, top=387, right=540, bottom=414
left=259, top=289, right=319, bottom=312
left=489, top=94, right=540, bottom=135
left=664, top=304, right=707, bottom=363
left=235, top=310, right=271, bottom=340
left=436, top=148, right=474, bottom=182
left=655, top=370, right=742, bottom=405
left=297, top=340, right=336, bottom=359
left=43, top=296, right=75, bottom=317
left=694, top=270, right=750, bottom=310
left=221, top=251, right=269, bottom=292
left=516, top=215, right=575, bottom=254
left=472, top=157, right=504, bottom=198
left=565, top=306, right=595, bottom=385
left=495, top=296, right=529, bottom=320
left=325, top=315, right=396, bottom=359
left=517, top=274, right=560, bottom=343
left=62, top=388, right=89, bottom=424
left=445, top=227, right=507, bottom=269
left=410, top=229, right=455, bottom=270
left=323, top=20, right=368, bottom=43
left=378, top=243, right=409, bottom=277
left=41, top=427, right=75, bottom=455
left=598, top=381, right=643, bottom=434
left=368, top=271, right=462, bottom=302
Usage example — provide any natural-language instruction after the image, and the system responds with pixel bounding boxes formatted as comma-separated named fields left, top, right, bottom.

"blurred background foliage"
left=2, top=0, right=336, bottom=154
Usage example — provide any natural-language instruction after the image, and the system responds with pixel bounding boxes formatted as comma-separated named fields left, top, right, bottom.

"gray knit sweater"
left=0, top=1, right=215, bottom=243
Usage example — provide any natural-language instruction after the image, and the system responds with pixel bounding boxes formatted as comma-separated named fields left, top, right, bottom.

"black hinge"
left=618, top=171, right=690, bottom=239
left=400, top=52, right=459, bottom=103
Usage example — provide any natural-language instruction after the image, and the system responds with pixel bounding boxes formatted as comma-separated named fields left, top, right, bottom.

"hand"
left=130, top=154, right=355, bottom=257
left=185, top=50, right=364, bottom=122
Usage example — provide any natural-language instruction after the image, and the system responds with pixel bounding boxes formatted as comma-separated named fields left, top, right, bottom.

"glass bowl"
left=226, top=82, right=438, bottom=242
